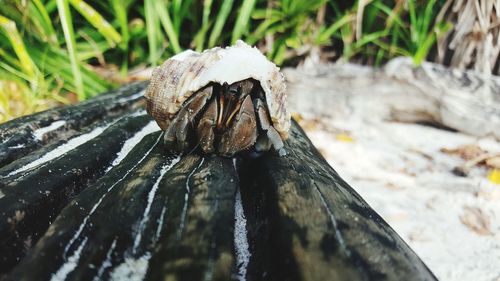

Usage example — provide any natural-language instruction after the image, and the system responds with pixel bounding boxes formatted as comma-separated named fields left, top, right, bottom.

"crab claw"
left=218, top=95, right=257, bottom=156
left=254, top=98, right=286, bottom=155
left=164, top=87, right=212, bottom=151
left=197, top=97, right=218, bottom=154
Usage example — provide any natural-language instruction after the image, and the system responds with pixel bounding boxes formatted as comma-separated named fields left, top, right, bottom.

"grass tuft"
left=0, top=0, right=451, bottom=123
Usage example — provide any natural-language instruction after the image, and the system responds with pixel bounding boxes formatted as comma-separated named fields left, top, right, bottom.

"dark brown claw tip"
left=218, top=95, right=257, bottom=156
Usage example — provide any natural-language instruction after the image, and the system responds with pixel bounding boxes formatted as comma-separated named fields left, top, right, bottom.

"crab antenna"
left=225, top=100, right=242, bottom=127
left=217, top=83, right=228, bottom=128
left=224, top=84, right=236, bottom=124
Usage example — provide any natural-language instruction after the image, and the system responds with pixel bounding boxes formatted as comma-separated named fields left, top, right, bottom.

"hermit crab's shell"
left=145, top=40, right=290, bottom=139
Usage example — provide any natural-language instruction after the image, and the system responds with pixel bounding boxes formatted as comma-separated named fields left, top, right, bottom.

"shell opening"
left=162, top=79, right=283, bottom=157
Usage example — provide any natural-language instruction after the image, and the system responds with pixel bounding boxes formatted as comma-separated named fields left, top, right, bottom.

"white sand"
left=302, top=117, right=500, bottom=281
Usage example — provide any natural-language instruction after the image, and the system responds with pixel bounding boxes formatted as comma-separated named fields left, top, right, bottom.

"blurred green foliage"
left=0, top=0, right=448, bottom=122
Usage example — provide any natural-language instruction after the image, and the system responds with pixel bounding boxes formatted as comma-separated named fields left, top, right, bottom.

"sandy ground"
left=299, top=116, right=500, bottom=281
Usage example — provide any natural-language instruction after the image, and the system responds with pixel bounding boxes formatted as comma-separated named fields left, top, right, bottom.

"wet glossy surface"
left=0, top=84, right=435, bottom=281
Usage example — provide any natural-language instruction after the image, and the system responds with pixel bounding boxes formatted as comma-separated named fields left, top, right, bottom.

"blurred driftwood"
left=284, top=57, right=500, bottom=139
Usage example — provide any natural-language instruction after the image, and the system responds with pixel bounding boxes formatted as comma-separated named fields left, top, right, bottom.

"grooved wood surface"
left=0, top=83, right=435, bottom=281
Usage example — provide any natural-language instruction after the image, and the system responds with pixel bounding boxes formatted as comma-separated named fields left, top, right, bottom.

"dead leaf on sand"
left=485, top=157, right=500, bottom=169
left=443, top=145, right=500, bottom=176
left=441, top=144, right=485, bottom=160
left=459, top=206, right=492, bottom=235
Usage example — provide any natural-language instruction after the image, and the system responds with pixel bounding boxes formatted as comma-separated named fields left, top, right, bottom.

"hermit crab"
left=145, top=40, right=290, bottom=156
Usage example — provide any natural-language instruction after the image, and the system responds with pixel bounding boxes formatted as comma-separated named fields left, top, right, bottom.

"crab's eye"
left=227, top=84, right=240, bottom=96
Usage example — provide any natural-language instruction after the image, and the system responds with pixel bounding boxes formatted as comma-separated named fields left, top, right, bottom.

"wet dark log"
left=145, top=155, right=237, bottom=281
left=4, top=132, right=166, bottom=280
left=238, top=122, right=437, bottom=281
left=0, top=81, right=147, bottom=168
left=6, top=136, right=238, bottom=281
left=0, top=114, right=150, bottom=274
left=0, top=84, right=435, bottom=281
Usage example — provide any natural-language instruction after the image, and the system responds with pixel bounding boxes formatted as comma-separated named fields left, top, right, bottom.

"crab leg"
left=164, top=87, right=212, bottom=151
left=255, top=98, right=286, bottom=156
left=197, top=96, right=218, bottom=154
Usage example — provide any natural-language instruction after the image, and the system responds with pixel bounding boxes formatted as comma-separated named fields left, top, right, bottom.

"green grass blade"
left=45, top=0, right=58, bottom=14
left=353, top=30, right=388, bottom=49
left=372, top=39, right=412, bottom=57
left=31, top=0, right=58, bottom=44
left=421, top=0, right=437, bottom=39
left=0, top=61, right=33, bottom=82
left=231, top=0, right=256, bottom=43
left=69, top=0, right=122, bottom=47
left=252, top=8, right=272, bottom=19
left=172, top=0, right=183, bottom=33
left=208, top=0, right=234, bottom=47
left=0, top=16, right=38, bottom=79
left=413, top=22, right=451, bottom=65
left=371, top=2, right=405, bottom=29
left=56, top=0, right=84, bottom=99
left=193, top=19, right=214, bottom=49
left=194, top=0, right=213, bottom=51
left=316, top=13, right=353, bottom=45
left=111, top=0, right=129, bottom=75
left=246, top=17, right=279, bottom=45
left=36, top=46, right=109, bottom=94
left=272, top=39, right=287, bottom=65
left=0, top=46, right=25, bottom=71
left=111, top=0, right=129, bottom=50
left=374, top=49, right=385, bottom=66
left=407, top=0, right=418, bottom=44
left=75, top=39, right=111, bottom=61
left=145, top=0, right=159, bottom=65
left=156, top=0, right=182, bottom=54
